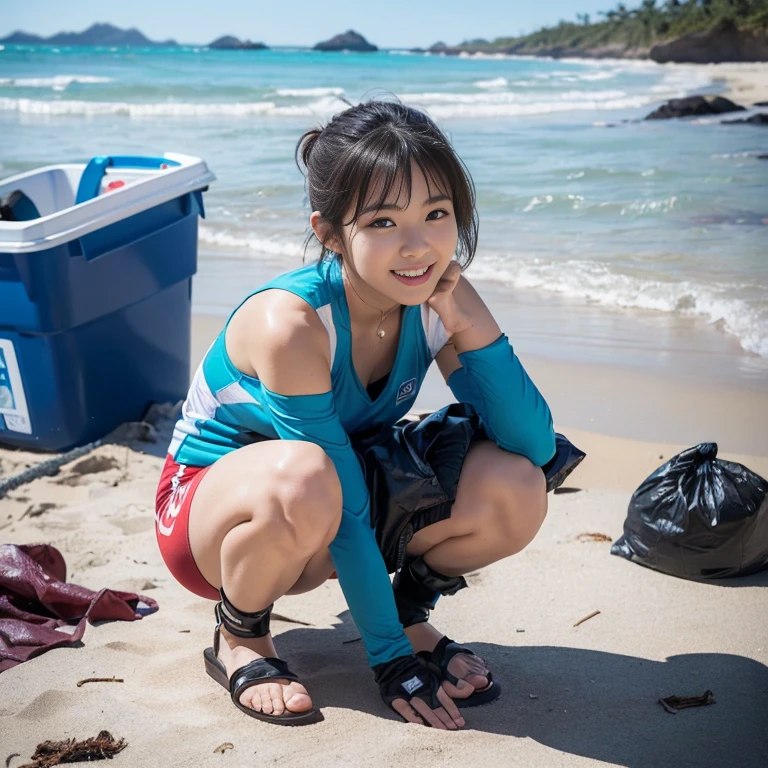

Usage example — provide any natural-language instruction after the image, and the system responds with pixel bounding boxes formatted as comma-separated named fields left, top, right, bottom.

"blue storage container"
left=0, top=153, right=215, bottom=451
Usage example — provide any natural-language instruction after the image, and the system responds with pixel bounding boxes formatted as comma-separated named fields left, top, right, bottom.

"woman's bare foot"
left=217, top=626, right=314, bottom=715
left=404, top=622, right=491, bottom=699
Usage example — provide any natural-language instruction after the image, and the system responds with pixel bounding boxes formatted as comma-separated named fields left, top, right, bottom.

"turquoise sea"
left=2, top=45, right=767, bottom=385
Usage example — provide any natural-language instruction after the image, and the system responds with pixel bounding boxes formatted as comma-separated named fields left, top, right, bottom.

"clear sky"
left=1, top=0, right=625, bottom=49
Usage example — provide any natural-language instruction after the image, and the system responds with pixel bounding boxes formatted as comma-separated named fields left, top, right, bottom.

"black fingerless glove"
left=372, top=654, right=442, bottom=712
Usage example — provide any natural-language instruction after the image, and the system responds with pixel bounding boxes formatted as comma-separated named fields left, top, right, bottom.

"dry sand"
left=2, top=307, right=768, bottom=767
left=702, top=61, right=768, bottom=105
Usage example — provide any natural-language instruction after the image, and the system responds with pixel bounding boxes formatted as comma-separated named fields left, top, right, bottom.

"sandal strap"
left=419, top=636, right=488, bottom=688
left=213, top=591, right=273, bottom=656
left=229, top=657, right=299, bottom=702
left=392, top=557, right=468, bottom=628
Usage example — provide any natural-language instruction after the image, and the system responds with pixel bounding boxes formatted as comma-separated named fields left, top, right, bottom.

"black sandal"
left=393, top=557, right=500, bottom=708
left=203, top=591, right=322, bottom=726
left=418, top=636, right=501, bottom=709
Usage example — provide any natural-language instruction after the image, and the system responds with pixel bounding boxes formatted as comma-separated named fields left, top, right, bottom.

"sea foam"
left=468, top=256, right=768, bottom=358
left=198, top=225, right=304, bottom=258
left=0, top=74, right=113, bottom=91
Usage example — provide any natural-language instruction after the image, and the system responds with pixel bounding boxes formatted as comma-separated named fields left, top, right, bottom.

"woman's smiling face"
left=338, top=160, right=459, bottom=307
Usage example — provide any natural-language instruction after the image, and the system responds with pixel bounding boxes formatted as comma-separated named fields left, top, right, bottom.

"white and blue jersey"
left=169, top=257, right=448, bottom=467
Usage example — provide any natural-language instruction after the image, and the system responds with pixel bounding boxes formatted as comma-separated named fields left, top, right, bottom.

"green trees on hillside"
left=471, top=0, right=768, bottom=53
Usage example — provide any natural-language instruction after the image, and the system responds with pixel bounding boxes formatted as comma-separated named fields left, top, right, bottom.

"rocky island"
left=313, top=30, right=377, bottom=52
left=0, top=22, right=177, bottom=47
left=208, top=35, right=268, bottom=50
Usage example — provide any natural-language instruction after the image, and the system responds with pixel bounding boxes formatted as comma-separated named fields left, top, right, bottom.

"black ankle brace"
left=392, top=556, right=468, bottom=628
left=217, top=588, right=273, bottom=639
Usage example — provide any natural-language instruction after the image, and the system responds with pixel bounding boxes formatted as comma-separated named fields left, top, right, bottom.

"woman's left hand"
left=427, top=262, right=474, bottom=336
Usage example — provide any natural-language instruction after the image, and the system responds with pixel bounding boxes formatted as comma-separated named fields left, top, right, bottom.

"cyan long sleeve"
left=447, top=334, right=556, bottom=467
left=259, top=386, right=412, bottom=667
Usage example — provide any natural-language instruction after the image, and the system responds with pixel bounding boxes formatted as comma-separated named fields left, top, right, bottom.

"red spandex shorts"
left=155, top=455, right=219, bottom=600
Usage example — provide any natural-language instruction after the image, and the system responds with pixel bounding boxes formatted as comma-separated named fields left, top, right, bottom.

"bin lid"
left=0, top=153, right=216, bottom=253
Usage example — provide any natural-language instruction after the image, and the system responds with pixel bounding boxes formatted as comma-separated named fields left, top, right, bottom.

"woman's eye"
left=370, top=209, right=448, bottom=228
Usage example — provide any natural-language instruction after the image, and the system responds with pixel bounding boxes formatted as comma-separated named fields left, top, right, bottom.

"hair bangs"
left=346, top=135, right=454, bottom=229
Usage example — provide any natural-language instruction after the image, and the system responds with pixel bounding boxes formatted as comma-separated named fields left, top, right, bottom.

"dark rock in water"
left=650, top=19, right=768, bottom=64
left=708, top=96, right=747, bottom=114
left=426, top=40, right=462, bottom=56
left=754, top=101, right=768, bottom=107
left=427, top=41, right=461, bottom=55
left=645, top=95, right=745, bottom=120
left=427, top=41, right=459, bottom=56
left=758, top=154, right=768, bottom=160
left=314, top=30, right=377, bottom=52
left=0, top=22, right=177, bottom=47
left=723, top=113, right=768, bottom=126
left=208, top=35, right=267, bottom=50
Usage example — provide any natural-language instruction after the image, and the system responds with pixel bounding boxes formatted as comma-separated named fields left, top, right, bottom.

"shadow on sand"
left=269, top=610, right=768, bottom=768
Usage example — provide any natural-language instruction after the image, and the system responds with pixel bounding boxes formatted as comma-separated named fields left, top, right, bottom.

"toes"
left=258, top=686, right=276, bottom=715
left=466, top=672, right=490, bottom=690
left=241, top=687, right=263, bottom=712
left=284, top=686, right=314, bottom=713
left=447, top=655, right=491, bottom=692
left=441, top=679, right=473, bottom=700
left=240, top=681, right=314, bottom=716
left=271, top=695, right=286, bottom=717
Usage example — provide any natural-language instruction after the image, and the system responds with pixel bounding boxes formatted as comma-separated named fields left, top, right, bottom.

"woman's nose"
left=400, top=226, right=430, bottom=259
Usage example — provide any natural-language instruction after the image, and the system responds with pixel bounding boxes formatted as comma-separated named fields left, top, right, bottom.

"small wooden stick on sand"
left=573, top=610, right=601, bottom=628
left=76, top=677, right=124, bottom=687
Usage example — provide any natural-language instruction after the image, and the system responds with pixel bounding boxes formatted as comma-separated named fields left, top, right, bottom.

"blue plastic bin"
left=0, top=153, right=215, bottom=451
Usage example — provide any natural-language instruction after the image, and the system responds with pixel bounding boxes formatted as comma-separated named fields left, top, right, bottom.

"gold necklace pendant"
left=342, top=265, right=396, bottom=340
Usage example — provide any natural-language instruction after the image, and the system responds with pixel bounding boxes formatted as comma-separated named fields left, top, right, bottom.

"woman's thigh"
left=406, top=440, right=545, bottom=557
left=187, top=439, right=342, bottom=590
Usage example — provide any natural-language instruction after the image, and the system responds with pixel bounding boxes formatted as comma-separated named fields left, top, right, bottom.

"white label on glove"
left=401, top=676, right=424, bottom=695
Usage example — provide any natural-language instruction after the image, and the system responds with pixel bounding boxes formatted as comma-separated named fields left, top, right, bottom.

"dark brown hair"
left=296, top=98, right=478, bottom=266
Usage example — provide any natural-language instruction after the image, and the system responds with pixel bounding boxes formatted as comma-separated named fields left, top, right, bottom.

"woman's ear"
left=310, top=211, right=343, bottom=254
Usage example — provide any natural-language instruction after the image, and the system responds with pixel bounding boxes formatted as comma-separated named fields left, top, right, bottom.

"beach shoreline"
left=689, top=60, right=768, bottom=103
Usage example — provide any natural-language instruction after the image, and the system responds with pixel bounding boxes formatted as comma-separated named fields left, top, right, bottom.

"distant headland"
left=0, top=23, right=178, bottom=47
left=421, top=2, right=768, bottom=63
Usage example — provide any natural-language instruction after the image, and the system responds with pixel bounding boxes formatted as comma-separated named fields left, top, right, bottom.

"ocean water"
left=1, top=45, right=767, bottom=384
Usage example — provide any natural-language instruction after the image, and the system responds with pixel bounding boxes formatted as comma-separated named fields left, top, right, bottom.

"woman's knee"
left=218, top=441, right=341, bottom=556
left=270, top=441, right=342, bottom=552
left=474, top=448, right=547, bottom=553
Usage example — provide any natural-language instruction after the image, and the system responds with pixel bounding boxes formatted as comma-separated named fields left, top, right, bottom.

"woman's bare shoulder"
left=226, top=289, right=332, bottom=394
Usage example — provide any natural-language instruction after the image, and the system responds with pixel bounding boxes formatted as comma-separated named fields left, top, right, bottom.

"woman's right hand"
left=373, top=654, right=465, bottom=729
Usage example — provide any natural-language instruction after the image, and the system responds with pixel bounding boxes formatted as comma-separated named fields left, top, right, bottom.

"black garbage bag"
left=611, top=443, right=768, bottom=579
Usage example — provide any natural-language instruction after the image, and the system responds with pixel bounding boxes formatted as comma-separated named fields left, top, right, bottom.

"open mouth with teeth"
left=391, top=263, right=434, bottom=286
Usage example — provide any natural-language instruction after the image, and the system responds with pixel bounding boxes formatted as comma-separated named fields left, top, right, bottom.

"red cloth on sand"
left=0, top=543, right=158, bottom=673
